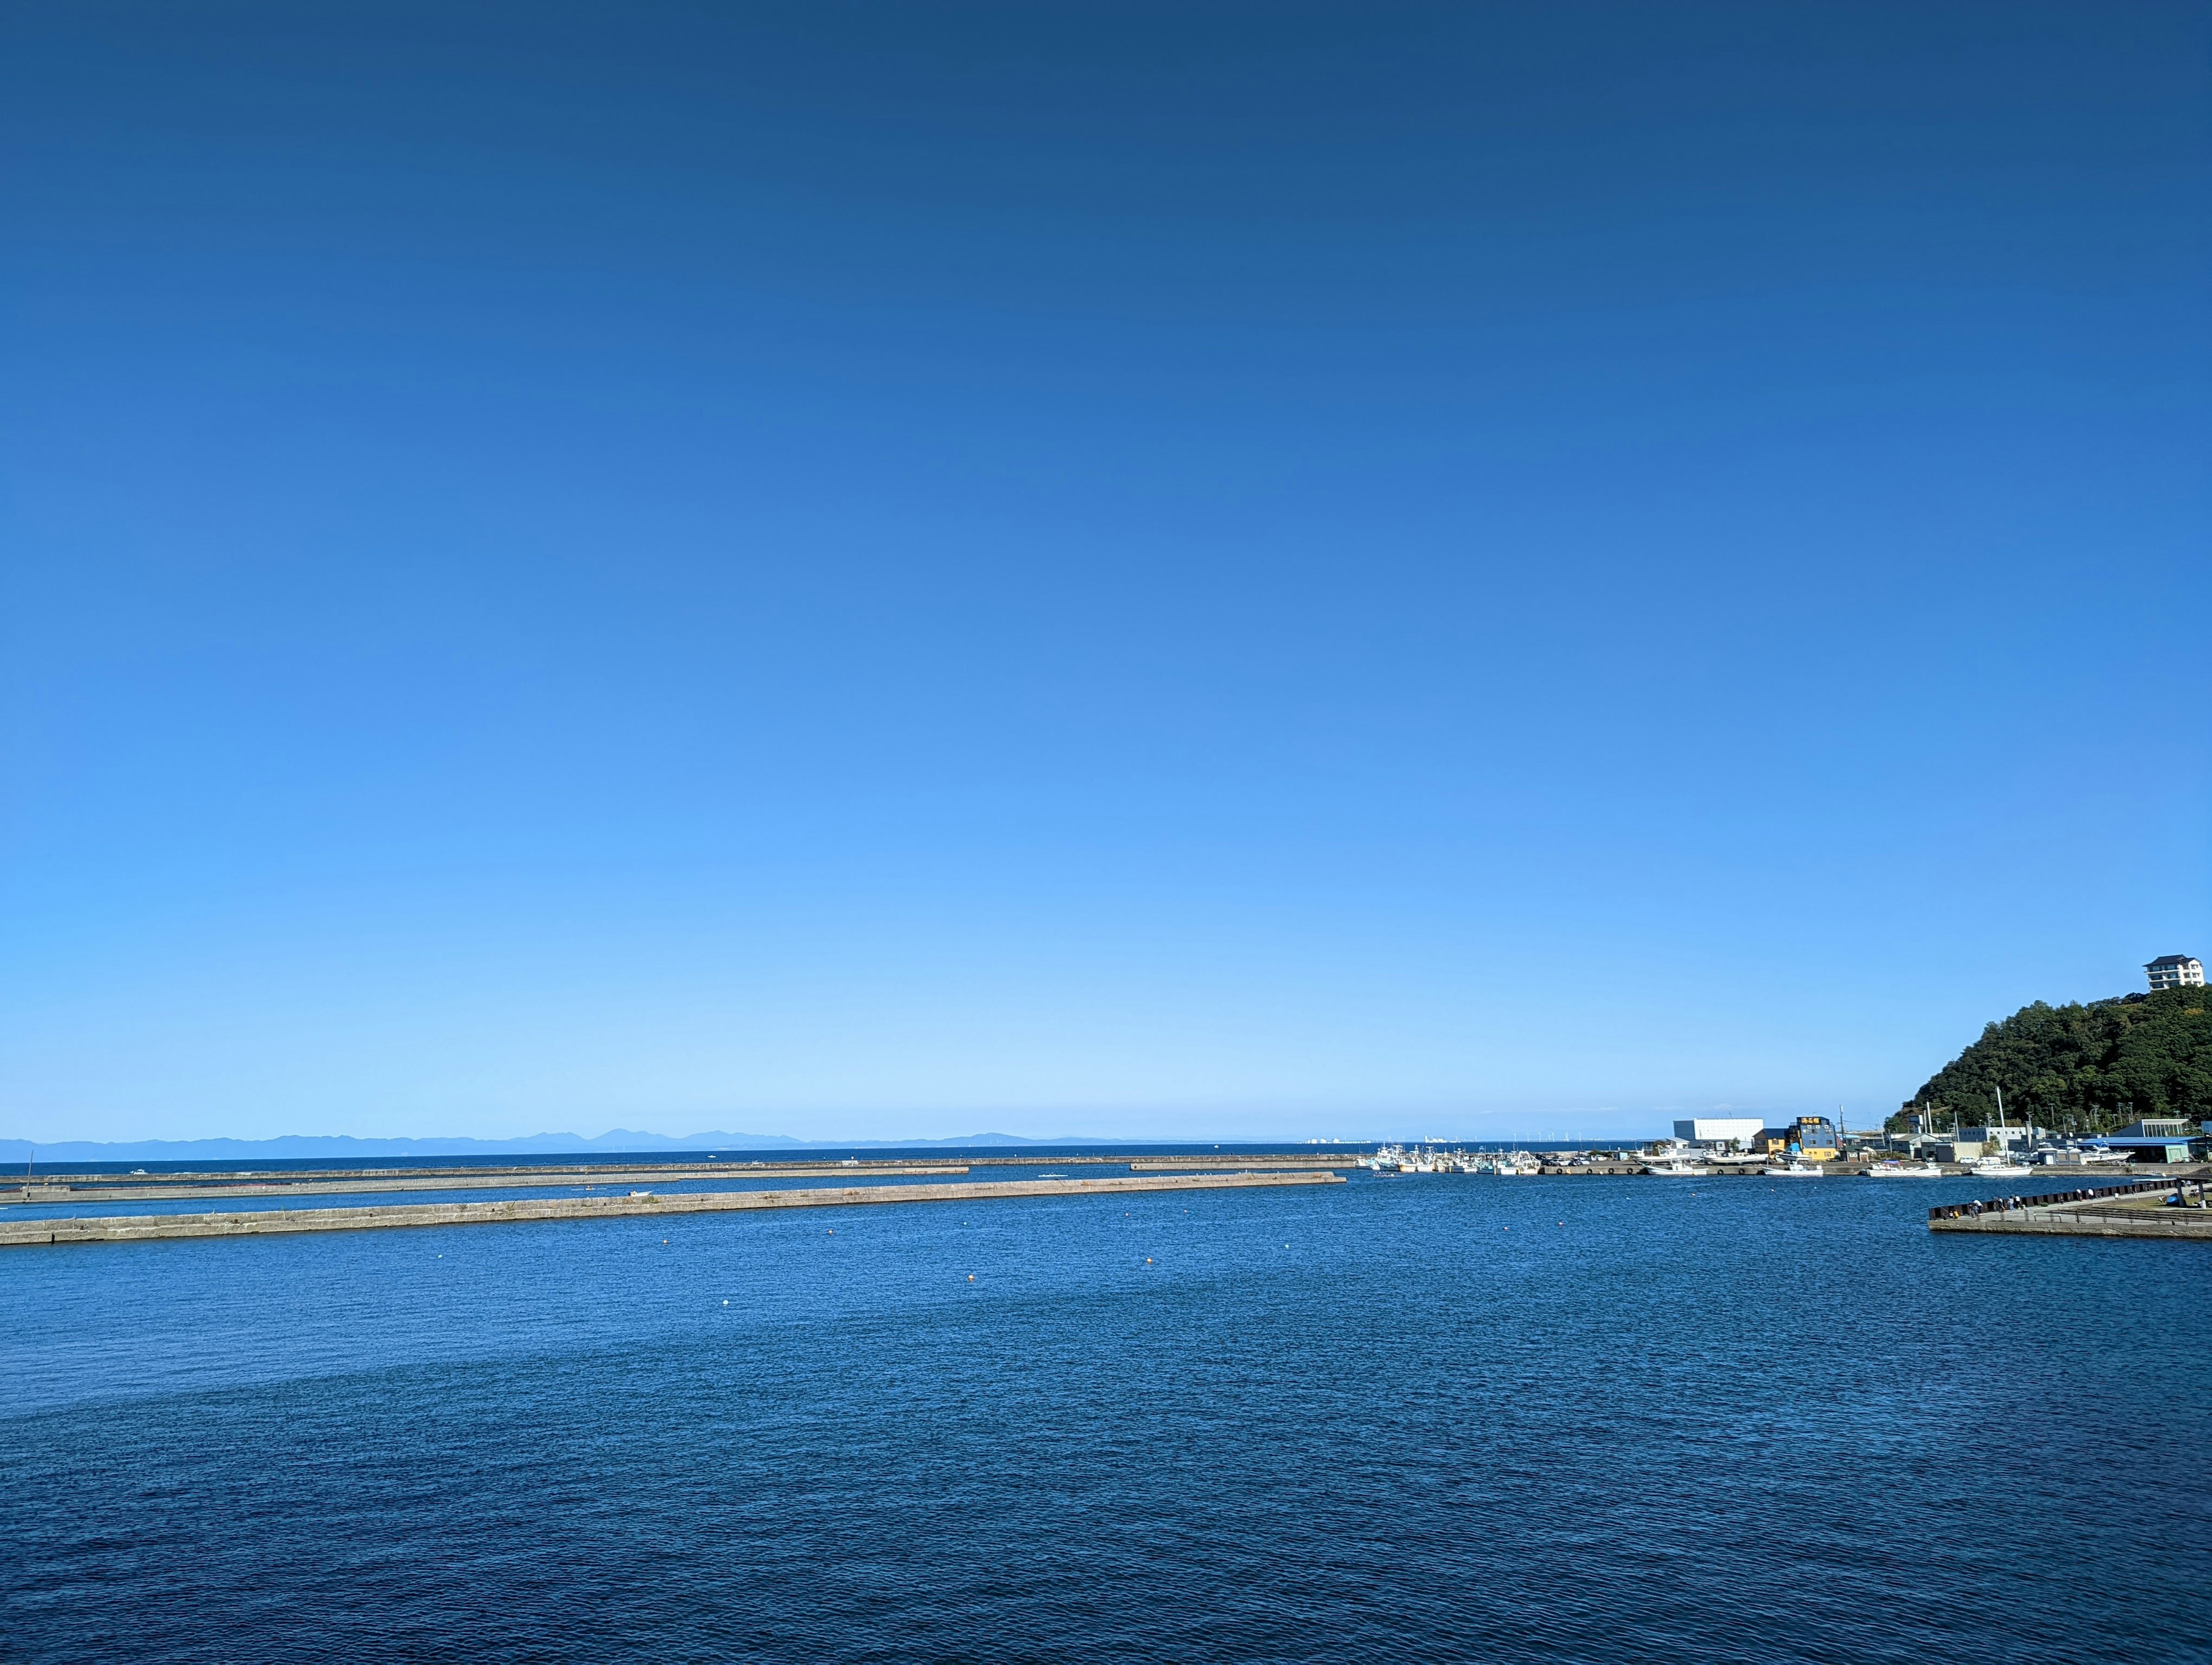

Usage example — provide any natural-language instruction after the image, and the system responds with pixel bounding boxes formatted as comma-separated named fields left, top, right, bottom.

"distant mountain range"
left=0, top=1129, right=1058, bottom=1163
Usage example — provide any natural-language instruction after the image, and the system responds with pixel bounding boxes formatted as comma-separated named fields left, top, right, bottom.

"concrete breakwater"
left=10, top=1156, right=971, bottom=1189
left=9, top=1153, right=1370, bottom=1197
left=6, top=1165, right=971, bottom=1205
left=1929, top=1172, right=2212, bottom=1241
left=0, top=1169, right=1344, bottom=1248
left=1127, top=1157, right=1363, bottom=1171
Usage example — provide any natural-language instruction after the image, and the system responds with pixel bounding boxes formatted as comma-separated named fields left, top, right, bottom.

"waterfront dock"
left=1929, top=1173, right=2212, bottom=1242
left=0, top=1168, right=1344, bottom=1248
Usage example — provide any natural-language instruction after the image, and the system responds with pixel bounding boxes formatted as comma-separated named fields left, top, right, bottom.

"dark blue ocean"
left=5, top=1160, right=2207, bottom=1663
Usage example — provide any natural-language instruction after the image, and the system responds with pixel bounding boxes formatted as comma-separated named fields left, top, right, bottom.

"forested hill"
left=1895, top=987, right=2211, bottom=1134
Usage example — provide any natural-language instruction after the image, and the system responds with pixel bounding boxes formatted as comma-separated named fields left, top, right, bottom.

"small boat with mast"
left=1973, top=1084, right=2031, bottom=1176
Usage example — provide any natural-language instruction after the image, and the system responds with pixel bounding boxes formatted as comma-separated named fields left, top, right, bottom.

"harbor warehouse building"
left=2101, top=1119, right=2202, bottom=1163
left=1672, top=1117, right=1765, bottom=1150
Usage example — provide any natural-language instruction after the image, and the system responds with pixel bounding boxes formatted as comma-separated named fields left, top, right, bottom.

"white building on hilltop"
left=2146, top=954, right=2204, bottom=991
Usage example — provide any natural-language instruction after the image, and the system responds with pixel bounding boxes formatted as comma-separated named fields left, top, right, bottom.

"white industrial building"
left=2146, top=954, right=2204, bottom=991
left=1672, top=1117, right=1766, bottom=1151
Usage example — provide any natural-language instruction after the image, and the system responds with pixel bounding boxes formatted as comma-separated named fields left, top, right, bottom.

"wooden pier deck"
left=0, top=1169, right=1344, bottom=1248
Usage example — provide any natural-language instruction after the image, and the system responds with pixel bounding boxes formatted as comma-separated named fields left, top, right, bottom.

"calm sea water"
left=5, top=1164, right=2206, bottom=1663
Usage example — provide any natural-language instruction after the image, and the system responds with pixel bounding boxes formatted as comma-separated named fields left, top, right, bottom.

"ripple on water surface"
left=3, top=1173, right=2206, bottom=1663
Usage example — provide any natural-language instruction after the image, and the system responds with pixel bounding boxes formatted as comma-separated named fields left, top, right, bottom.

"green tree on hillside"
left=1889, top=987, right=2212, bottom=1136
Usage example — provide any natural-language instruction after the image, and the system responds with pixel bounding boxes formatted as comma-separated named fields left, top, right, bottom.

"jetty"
left=5, top=1152, right=1368, bottom=1203
left=1928, top=1172, right=2212, bottom=1242
left=1127, top=1156, right=1363, bottom=1171
left=0, top=1168, right=1344, bottom=1249
left=4, top=1164, right=971, bottom=1205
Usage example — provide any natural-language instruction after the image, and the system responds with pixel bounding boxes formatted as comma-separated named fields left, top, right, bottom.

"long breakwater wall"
left=0, top=1169, right=1344, bottom=1249
left=1127, top=1158, right=1364, bottom=1171
left=6, top=1165, right=972, bottom=1205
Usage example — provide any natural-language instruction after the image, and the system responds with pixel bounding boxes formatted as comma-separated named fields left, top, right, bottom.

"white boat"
left=1865, top=1160, right=1944, bottom=1178
left=1641, top=1140, right=1709, bottom=1177
left=1763, top=1160, right=1824, bottom=1178
left=2077, top=1146, right=2131, bottom=1165
left=1969, top=1156, right=2030, bottom=1178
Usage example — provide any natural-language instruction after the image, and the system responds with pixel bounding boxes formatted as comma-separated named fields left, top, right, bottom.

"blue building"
left=2094, top=1119, right=2202, bottom=1163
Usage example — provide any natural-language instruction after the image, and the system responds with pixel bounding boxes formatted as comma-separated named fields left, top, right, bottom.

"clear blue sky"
left=3, top=3, right=2206, bottom=1146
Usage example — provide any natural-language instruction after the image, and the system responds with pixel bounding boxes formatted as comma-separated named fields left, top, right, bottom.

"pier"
left=0, top=1168, right=1344, bottom=1248
left=1928, top=1173, right=2212, bottom=1242
left=1127, top=1157, right=1363, bottom=1171
left=4, top=1164, right=971, bottom=1205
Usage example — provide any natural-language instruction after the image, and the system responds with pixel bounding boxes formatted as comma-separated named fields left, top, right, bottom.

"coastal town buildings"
left=1753, top=1115, right=1840, bottom=1160
left=1670, top=1117, right=1764, bottom=1150
left=2102, top=1118, right=2203, bottom=1163
left=2145, top=954, right=2204, bottom=991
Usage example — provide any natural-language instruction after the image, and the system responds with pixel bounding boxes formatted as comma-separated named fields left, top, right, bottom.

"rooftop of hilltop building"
left=2145, top=954, right=2204, bottom=991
